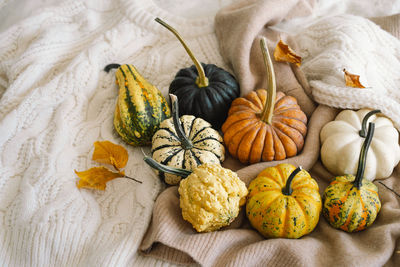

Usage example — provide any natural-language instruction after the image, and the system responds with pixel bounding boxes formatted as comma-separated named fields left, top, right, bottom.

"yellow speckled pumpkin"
left=323, top=122, right=381, bottom=232
left=246, top=163, right=322, bottom=239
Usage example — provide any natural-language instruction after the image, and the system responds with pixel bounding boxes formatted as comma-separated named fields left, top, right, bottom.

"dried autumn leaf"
left=343, top=69, right=365, bottom=88
left=92, top=141, right=128, bottom=170
left=75, top=166, right=125, bottom=190
left=273, top=39, right=302, bottom=66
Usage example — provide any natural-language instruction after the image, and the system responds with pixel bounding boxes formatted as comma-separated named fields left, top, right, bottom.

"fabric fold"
left=140, top=1, right=400, bottom=266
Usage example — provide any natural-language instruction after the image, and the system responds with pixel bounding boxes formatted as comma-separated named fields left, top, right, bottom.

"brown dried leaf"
left=75, top=166, right=125, bottom=190
left=343, top=69, right=365, bottom=88
left=92, top=141, right=128, bottom=170
left=273, top=39, right=302, bottom=66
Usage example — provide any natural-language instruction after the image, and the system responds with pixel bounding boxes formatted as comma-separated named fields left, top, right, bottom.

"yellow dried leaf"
left=343, top=69, right=365, bottom=88
left=75, top=166, right=125, bottom=190
left=273, top=39, right=302, bottom=66
left=92, top=141, right=128, bottom=170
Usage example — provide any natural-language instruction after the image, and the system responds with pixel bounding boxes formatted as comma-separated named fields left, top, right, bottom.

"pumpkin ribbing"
left=221, top=38, right=307, bottom=164
left=320, top=108, right=400, bottom=180
left=151, top=94, right=225, bottom=185
left=246, top=164, right=321, bottom=238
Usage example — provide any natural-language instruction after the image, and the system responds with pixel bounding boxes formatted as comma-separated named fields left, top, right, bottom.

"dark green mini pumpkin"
left=155, top=18, right=240, bottom=129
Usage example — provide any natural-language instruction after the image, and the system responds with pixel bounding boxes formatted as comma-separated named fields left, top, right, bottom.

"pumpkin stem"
left=155, top=18, right=209, bottom=88
left=354, top=122, right=375, bottom=189
left=170, top=94, right=193, bottom=150
left=282, top=166, right=303, bottom=196
left=359, top=110, right=380, bottom=137
left=259, top=37, right=276, bottom=125
left=143, top=155, right=192, bottom=178
left=104, top=63, right=121, bottom=73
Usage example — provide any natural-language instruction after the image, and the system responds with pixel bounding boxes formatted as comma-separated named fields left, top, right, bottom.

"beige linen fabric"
left=140, top=1, right=400, bottom=266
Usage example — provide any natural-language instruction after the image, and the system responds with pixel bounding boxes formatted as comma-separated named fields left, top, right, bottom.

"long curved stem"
left=155, top=17, right=209, bottom=88
left=354, top=122, right=375, bottom=189
left=259, top=37, right=276, bottom=125
left=170, top=94, right=193, bottom=149
left=282, top=166, right=303, bottom=195
left=359, top=110, right=380, bottom=137
left=143, top=156, right=192, bottom=178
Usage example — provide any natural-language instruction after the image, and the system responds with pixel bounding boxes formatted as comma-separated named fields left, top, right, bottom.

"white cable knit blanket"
left=0, top=0, right=226, bottom=265
left=295, top=14, right=400, bottom=129
left=0, top=0, right=400, bottom=266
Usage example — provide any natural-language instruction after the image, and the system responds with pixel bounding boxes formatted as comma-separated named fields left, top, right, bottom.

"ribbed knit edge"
left=310, top=81, right=400, bottom=130
left=370, top=14, right=400, bottom=38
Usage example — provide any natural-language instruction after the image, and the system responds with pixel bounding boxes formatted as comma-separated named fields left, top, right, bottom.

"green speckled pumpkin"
left=246, top=163, right=322, bottom=239
left=105, top=63, right=171, bottom=146
left=323, top=122, right=381, bottom=232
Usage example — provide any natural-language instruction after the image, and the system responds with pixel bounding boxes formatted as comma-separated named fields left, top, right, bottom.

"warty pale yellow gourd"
left=143, top=157, right=248, bottom=232
left=320, top=109, right=400, bottom=180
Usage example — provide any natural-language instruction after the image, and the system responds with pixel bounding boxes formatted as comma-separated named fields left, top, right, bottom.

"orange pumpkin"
left=221, top=38, right=307, bottom=164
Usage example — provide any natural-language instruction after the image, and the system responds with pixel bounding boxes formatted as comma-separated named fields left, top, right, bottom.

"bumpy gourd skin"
left=178, top=163, right=248, bottom=232
left=323, top=174, right=381, bottom=232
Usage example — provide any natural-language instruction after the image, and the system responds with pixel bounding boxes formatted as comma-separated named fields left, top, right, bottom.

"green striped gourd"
left=105, top=64, right=171, bottom=146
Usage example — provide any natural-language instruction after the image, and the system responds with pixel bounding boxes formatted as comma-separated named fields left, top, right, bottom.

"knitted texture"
left=0, top=0, right=228, bottom=266
left=294, top=14, right=400, bottom=129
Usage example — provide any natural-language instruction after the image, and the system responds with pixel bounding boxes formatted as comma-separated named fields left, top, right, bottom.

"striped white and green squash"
left=105, top=63, right=171, bottom=146
left=151, top=94, right=225, bottom=185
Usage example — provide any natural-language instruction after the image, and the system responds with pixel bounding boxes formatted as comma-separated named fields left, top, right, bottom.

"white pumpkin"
left=151, top=94, right=225, bottom=185
left=320, top=109, right=400, bottom=181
